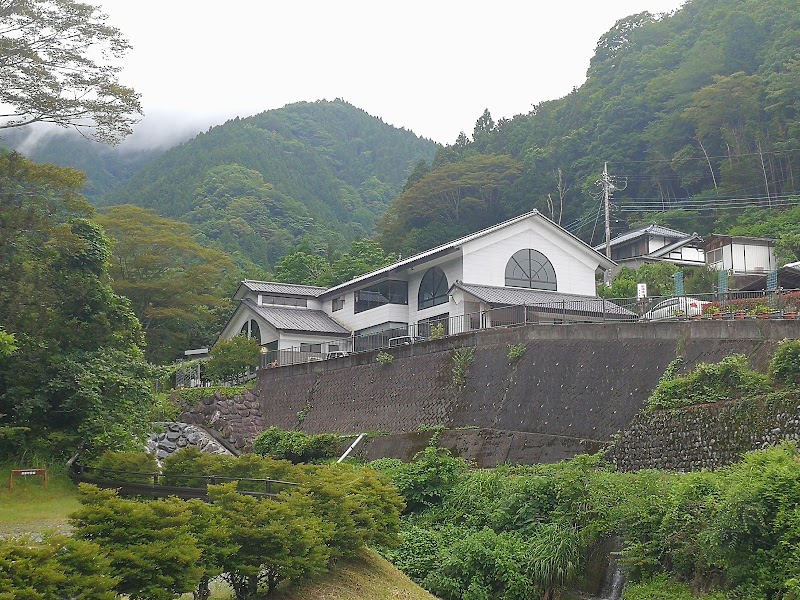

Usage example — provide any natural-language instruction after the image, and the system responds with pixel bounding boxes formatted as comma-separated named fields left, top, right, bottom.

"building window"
left=505, top=249, right=557, bottom=291
left=239, top=319, right=261, bottom=341
left=332, top=296, right=345, bottom=312
left=418, top=267, right=449, bottom=309
left=300, top=343, right=322, bottom=353
left=354, top=280, right=408, bottom=313
left=261, top=295, right=308, bottom=307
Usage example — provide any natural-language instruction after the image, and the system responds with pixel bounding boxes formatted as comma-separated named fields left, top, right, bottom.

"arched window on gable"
left=418, top=267, right=449, bottom=309
left=239, top=319, right=261, bottom=342
left=505, top=249, right=557, bottom=290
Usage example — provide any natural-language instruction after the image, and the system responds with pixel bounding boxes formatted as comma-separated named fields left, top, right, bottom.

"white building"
left=704, top=235, right=777, bottom=275
left=220, top=210, right=619, bottom=362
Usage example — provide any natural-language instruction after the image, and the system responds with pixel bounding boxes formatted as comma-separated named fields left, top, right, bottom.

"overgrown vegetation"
left=647, top=347, right=799, bottom=411
left=252, top=427, right=342, bottom=464
left=507, top=343, right=526, bottom=364
left=372, top=443, right=800, bottom=600
left=376, top=351, right=394, bottom=365
left=451, top=347, right=475, bottom=388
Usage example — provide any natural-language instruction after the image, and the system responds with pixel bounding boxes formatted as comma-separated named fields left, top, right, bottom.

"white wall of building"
left=460, top=221, right=599, bottom=296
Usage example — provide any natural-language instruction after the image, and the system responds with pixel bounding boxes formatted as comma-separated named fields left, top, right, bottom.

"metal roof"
left=243, top=299, right=350, bottom=335
left=452, top=282, right=636, bottom=316
left=594, top=223, right=691, bottom=251
left=239, top=280, right=327, bottom=298
left=321, top=210, right=615, bottom=298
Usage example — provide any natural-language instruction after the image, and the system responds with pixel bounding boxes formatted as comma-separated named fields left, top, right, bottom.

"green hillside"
left=377, top=0, right=800, bottom=255
left=100, top=99, right=437, bottom=270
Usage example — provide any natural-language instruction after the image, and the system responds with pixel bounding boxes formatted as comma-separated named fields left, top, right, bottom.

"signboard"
left=637, top=283, right=648, bottom=299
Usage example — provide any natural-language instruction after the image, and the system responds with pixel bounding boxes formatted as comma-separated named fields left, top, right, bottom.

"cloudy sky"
left=97, top=0, right=687, bottom=145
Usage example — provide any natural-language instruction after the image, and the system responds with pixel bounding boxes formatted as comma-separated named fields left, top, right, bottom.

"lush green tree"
left=0, top=328, right=16, bottom=356
left=0, top=152, right=152, bottom=454
left=0, top=534, right=118, bottom=600
left=70, top=484, right=204, bottom=600
left=205, top=335, right=260, bottom=383
left=0, top=0, right=141, bottom=144
left=97, top=204, right=234, bottom=363
left=209, top=483, right=330, bottom=598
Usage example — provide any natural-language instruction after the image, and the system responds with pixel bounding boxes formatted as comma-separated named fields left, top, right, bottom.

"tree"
left=206, top=336, right=260, bottom=384
left=70, top=485, right=204, bottom=600
left=0, top=152, right=152, bottom=454
left=0, top=0, right=141, bottom=144
left=209, top=483, right=330, bottom=598
left=97, top=205, right=234, bottom=363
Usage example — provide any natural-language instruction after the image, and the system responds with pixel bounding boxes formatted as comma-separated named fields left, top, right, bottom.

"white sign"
left=637, top=283, right=648, bottom=299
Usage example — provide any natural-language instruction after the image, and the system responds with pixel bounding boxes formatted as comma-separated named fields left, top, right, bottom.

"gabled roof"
left=594, top=223, right=690, bottom=252
left=321, top=210, right=615, bottom=298
left=451, top=282, right=636, bottom=317
left=644, top=234, right=704, bottom=259
left=234, top=280, right=327, bottom=300
left=242, top=299, right=350, bottom=335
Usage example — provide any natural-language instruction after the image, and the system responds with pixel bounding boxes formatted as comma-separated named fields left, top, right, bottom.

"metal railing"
left=70, top=462, right=299, bottom=499
left=259, top=289, right=800, bottom=369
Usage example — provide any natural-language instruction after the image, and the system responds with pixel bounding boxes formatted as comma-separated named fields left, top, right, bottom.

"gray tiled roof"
left=241, top=280, right=327, bottom=297
left=243, top=299, right=350, bottom=335
left=453, top=282, right=636, bottom=316
left=594, top=223, right=690, bottom=251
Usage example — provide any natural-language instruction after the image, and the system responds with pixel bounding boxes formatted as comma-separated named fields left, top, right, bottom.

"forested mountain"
left=0, top=127, right=162, bottom=199
left=378, top=0, right=800, bottom=256
left=98, top=100, right=437, bottom=271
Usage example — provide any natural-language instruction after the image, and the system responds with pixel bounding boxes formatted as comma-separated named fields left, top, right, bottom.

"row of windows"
left=341, top=249, right=558, bottom=314
left=260, top=295, right=308, bottom=307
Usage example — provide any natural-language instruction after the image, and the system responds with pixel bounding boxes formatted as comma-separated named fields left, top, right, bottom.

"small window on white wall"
left=505, top=249, right=557, bottom=290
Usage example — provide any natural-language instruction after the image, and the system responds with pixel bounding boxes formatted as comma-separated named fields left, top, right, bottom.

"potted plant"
left=751, top=305, right=772, bottom=319
left=706, top=305, right=723, bottom=320
left=783, top=305, right=797, bottom=320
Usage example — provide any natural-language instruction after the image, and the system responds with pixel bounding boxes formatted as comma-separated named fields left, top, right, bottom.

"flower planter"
left=712, top=313, right=723, bottom=320
left=734, top=312, right=746, bottom=320
left=783, top=312, right=797, bottom=320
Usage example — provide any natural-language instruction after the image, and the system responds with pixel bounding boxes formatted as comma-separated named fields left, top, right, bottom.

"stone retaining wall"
left=607, top=392, right=800, bottom=471
left=147, top=423, right=233, bottom=459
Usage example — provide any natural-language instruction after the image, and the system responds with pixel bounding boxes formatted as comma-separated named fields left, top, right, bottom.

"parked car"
left=326, top=350, right=350, bottom=359
left=641, top=296, right=710, bottom=321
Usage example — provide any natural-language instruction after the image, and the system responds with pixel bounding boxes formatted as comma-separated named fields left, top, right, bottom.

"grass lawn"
left=0, top=464, right=80, bottom=535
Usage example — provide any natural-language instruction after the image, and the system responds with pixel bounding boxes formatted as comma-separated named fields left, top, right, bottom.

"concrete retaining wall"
left=182, top=320, right=800, bottom=466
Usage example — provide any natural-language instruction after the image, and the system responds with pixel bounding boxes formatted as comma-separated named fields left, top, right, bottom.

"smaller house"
left=704, top=235, right=777, bottom=275
left=594, top=224, right=705, bottom=275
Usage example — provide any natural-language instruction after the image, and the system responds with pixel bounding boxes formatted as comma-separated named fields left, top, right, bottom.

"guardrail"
left=258, top=288, right=800, bottom=369
left=70, top=463, right=299, bottom=500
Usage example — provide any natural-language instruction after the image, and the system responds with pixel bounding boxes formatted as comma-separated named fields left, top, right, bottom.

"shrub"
left=376, top=351, right=393, bottom=365
left=0, top=534, right=118, bottom=599
left=451, top=347, right=475, bottom=388
left=252, top=427, right=341, bottom=464
left=176, top=382, right=254, bottom=406
left=91, top=450, right=158, bottom=483
left=428, top=323, right=445, bottom=340
left=648, top=354, right=769, bottom=411
left=507, top=343, right=527, bottom=363
left=371, top=447, right=469, bottom=513
left=769, top=338, right=800, bottom=386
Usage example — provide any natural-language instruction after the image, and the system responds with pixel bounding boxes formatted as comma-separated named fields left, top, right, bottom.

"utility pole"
left=602, top=162, right=615, bottom=260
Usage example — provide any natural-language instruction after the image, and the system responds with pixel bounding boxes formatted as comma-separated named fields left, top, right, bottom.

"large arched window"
left=505, top=249, right=557, bottom=290
left=239, top=319, right=261, bottom=342
left=418, top=267, right=449, bottom=309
